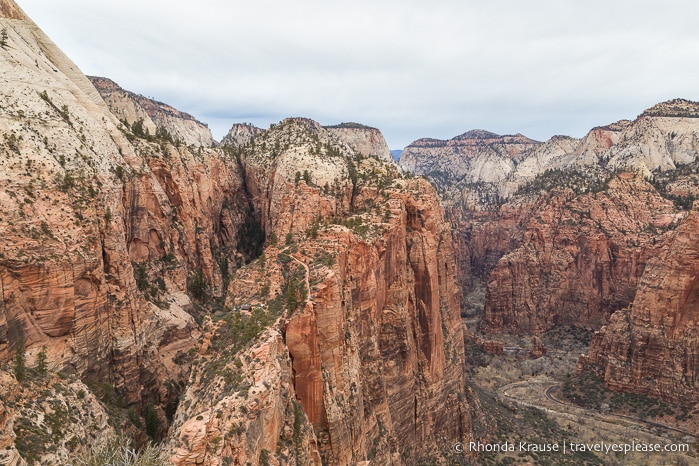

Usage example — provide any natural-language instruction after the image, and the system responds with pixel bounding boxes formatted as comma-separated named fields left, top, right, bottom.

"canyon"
left=400, top=97, right=699, bottom=420
left=2, top=0, right=699, bottom=464
left=0, top=2, right=478, bottom=464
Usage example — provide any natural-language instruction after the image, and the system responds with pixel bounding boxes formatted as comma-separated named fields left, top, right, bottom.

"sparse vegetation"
left=70, top=432, right=168, bottom=466
left=38, top=90, right=71, bottom=124
left=143, top=403, right=159, bottom=440
left=650, top=160, right=699, bottom=210
left=293, top=401, right=304, bottom=466
left=516, top=169, right=610, bottom=196
left=114, top=164, right=125, bottom=181
left=562, top=371, right=681, bottom=420
left=4, top=132, right=21, bottom=154
left=188, top=267, right=208, bottom=302
left=209, top=303, right=283, bottom=357
left=36, top=345, right=48, bottom=376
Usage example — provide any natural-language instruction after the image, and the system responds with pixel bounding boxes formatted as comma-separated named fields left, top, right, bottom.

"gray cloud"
left=17, top=0, right=699, bottom=148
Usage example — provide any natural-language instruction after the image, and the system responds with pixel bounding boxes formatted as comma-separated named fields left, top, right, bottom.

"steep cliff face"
left=579, top=204, right=699, bottom=404
left=166, top=120, right=476, bottom=465
left=282, top=178, right=470, bottom=465
left=0, top=5, right=478, bottom=463
left=89, top=76, right=215, bottom=147
left=400, top=101, right=699, bottom=340
left=220, top=122, right=264, bottom=148
left=0, top=3, right=256, bottom=456
left=324, top=123, right=394, bottom=164
left=481, top=173, right=683, bottom=334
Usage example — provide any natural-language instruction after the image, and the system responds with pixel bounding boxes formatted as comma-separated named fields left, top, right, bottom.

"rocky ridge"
left=323, top=122, right=394, bottom=164
left=401, top=100, right=699, bottom=334
left=399, top=130, right=541, bottom=207
left=399, top=100, right=699, bottom=410
left=400, top=102, right=699, bottom=211
left=89, top=76, right=215, bottom=147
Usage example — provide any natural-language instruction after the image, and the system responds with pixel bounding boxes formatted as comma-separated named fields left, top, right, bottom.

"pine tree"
left=13, top=338, right=26, bottom=382
left=0, top=28, right=8, bottom=48
left=36, top=345, right=48, bottom=376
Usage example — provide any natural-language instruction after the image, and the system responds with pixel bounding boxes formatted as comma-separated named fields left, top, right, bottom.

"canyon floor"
left=464, top=294, right=698, bottom=466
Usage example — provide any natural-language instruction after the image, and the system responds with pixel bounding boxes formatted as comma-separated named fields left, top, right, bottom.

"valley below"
left=466, top=318, right=698, bottom=465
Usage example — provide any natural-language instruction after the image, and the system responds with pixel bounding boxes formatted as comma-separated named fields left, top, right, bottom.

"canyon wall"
left=166, top=120, right=477, bottom=465
left=401, top=100, right=699, bottom=337
left=0, top=3, right=479, bottom=463
left=579, top=204, right=699, bottom=404
left=0, top=2, right=252, bottom=460
left=481, top=173, right=682, bottom=334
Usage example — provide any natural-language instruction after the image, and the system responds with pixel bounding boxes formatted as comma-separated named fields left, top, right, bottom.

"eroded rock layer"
left=481, top=173, right=683, bottom=334
left=0, top=2, right=251, bottom=459
left=89, top=76, right=215, bottom=147
left=166, top=120, right=476, bottom=465
left=0, top=4, right=479, bottom=463
left=580, top=204, right=699, bottom=404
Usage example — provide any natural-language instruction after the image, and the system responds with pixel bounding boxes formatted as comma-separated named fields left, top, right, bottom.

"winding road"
left=541, top=384, right=699, bottom=440
left=498, top=376, right=698, bottom=448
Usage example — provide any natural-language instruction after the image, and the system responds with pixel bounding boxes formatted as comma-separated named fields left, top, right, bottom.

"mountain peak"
left=455, top=129, right=501, bottom=140
left=641, top=98, right=699, bottom=118
left=324, top=122, right=375, bottom=130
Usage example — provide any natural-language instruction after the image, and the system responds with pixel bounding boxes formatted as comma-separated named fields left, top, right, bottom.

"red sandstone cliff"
left=580, top=203, right=699, bottom=404
left=166, top=120, right=476, bottom=465
left=0, top=2, right=256, bottom=459
left=0, top=7, right=480, bottom=461
left=481, top=173, right=682, bottom=334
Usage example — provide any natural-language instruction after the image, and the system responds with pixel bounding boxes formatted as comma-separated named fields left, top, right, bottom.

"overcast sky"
left=16, top=0, right=699, bottom=149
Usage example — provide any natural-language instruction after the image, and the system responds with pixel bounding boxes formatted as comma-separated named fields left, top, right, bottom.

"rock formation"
left=89, top=76, right=215, bottom=147
left=399, top=102, right=699, bottom=211
left=324, top=122, right=394, bottom=164
left=0, top=2, right=479, bottom=463
left=399, top=130, right=541, bottom=207
left=0, top=368, right=111, bottom=465
left=0, top=1, right=250, bottom=460
left=219, top=122, right=264, bottom=148
left=481, top=173, right=683, bottom=334
left=579, top=203, right=699, bottom=404
left=166, top=118, right=477, bottom=465
left=400, top=100, right=699, bottom=340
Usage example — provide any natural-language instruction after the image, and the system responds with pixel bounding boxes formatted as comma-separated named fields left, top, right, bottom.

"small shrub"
left=70, top=432, right=168, bottom=466
left=143, top=403, right=159, bottom=440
